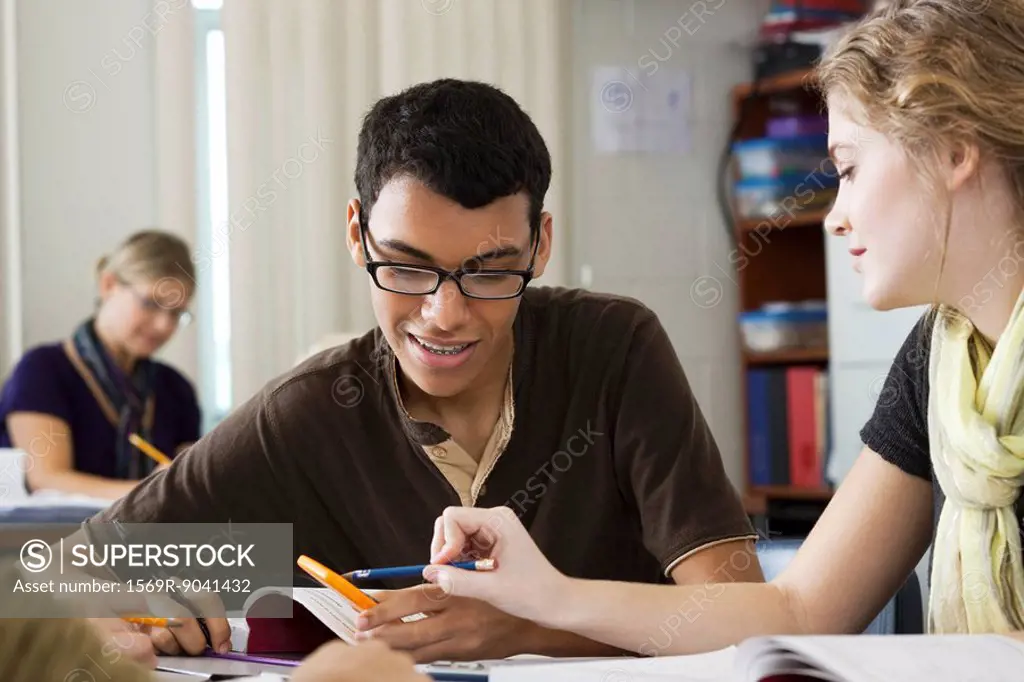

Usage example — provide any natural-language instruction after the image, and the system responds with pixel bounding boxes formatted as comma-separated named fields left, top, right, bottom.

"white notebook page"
left=737, top=634, right=1024, bottom=682
left=236, top=586, right=430, bottom=650
left=488, top=646, right=737, bottom=682
left=289, top=587, right=364, bottom=643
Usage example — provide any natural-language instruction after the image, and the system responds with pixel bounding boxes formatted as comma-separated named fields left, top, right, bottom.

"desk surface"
left=0, top=505, right=101, bottom=524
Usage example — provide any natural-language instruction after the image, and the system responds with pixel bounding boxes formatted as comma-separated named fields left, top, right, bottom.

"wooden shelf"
left=752, top=484, right=833, bottom=500
left=732, top=68, right=817, bottom=100
left=744, top=347, right=829, bottom=366
left=737, top=208, right=830, bottom=234
left=744, top=485, right=834, bottom=516
left=732, top=66, right=833, bottom=529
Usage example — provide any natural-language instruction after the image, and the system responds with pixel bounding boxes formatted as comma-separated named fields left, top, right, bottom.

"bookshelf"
left=729, top=67, right=835, bottom=523
left=737, top=207, right=831, bottom=233
left=745, top=347, right=829, bottom=366
left=732, top=68, right=819, bottom=99
left=743, top=485, right=834, bottom=517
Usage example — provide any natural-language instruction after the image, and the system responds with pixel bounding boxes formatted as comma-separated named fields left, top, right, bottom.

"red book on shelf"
left=786, top=367, right=820, bottom=488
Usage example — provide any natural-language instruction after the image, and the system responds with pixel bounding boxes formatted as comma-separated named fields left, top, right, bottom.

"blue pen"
left=343, top=558, right=496, bottom=582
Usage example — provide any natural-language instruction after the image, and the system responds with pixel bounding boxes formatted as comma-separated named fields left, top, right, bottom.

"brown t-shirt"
left=87, top=287, right=754, bottom=586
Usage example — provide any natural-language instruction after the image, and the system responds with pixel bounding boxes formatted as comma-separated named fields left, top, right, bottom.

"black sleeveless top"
left=860, top=312, right=1024, bottom=578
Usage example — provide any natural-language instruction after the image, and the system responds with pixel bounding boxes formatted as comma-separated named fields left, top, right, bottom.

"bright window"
left=194, top=5, right=231, bottom=431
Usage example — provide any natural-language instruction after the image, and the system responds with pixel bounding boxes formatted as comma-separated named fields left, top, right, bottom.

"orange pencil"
left=129, top=433, right=172, bottom=467
left=122, top=616, right=182, bottom=628
left=297, top=555, right=378, bottom=611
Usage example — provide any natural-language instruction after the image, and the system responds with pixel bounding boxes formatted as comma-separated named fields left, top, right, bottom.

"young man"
left=84, top=78, right=762, bottom=661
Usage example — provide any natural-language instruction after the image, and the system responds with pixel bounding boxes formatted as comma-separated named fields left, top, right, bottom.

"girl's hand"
left=423, top=506, right=568, bottom=624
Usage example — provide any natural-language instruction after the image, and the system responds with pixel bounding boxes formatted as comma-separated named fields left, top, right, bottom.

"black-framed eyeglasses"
left=358, top=222, right=539, bottom=300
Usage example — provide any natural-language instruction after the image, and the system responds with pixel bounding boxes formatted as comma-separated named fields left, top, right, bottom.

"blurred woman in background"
left=0, top=230, right=200, bottom=500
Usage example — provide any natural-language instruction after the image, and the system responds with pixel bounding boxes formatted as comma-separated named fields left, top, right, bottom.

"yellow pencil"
left=128, top=433, right=172, bottom=467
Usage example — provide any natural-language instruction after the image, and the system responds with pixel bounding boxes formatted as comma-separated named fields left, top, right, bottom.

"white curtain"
left=0, top=0, right=21, bottom=374
left=222, top=0, right=570, bottom=407
left=154, top=0, right=199, bottom=388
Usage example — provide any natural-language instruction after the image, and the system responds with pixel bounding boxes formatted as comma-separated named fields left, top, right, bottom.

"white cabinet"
left=825, top=230, right=925, bottom=483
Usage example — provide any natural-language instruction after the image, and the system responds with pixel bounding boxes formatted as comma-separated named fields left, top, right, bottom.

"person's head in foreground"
left=404, top=0, right=1024, bottom=644
left=346, top=78, right=553, bottom=403
left=92, top=230, right=195, bottom=366
left=0, top=564, right=430, bottom=682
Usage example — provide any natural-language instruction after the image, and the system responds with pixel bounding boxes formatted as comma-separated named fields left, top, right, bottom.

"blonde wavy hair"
left=817, top=0, right=1024, bottom=290
left=97, top=229, right=195, bottom=289
left=816, top=0, right=1024, bottom=634
left=0, top=565, right=147, bottom=682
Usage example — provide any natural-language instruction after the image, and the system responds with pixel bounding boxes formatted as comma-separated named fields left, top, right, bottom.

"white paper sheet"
left=0, top=448, right=29, bottom=504
left=489, top=646, right=736, bottom=682
left=591, top=66, right=691, bottom=155
left=736, top=634, right=1024, bottom=682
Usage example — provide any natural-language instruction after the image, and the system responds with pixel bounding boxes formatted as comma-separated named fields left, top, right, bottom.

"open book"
left=487, top=634, right=1024, bottom=682
left=735, top=634, right=1024, bottom=682
left=228, top=586, right=425, bottom=655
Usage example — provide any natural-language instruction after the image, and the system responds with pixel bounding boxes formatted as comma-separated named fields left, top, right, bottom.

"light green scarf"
left=928, top=299, right=1024, bottom=633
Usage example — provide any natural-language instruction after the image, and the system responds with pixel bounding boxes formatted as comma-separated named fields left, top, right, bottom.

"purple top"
left=0, top=343, right=201, bottom=484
